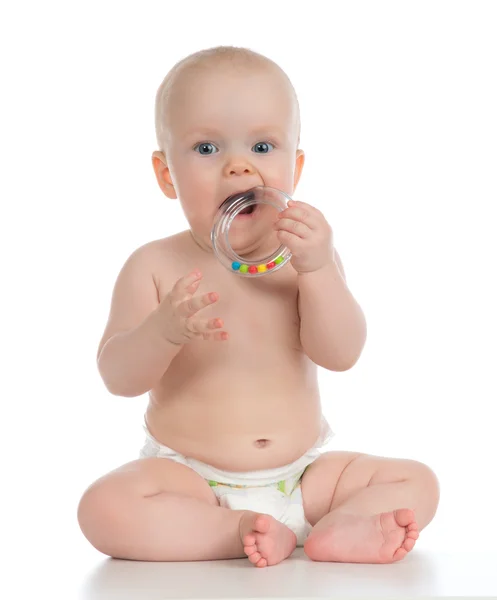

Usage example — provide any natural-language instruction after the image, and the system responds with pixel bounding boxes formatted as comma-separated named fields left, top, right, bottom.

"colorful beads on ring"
left=231, top=256, right=284, bottom=274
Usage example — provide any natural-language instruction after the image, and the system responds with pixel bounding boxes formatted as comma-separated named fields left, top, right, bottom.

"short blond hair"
left=154, top=45, right=300, bottom=152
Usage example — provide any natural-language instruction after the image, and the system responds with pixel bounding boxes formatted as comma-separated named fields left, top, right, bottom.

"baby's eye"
left=194, top=142, right=219, bottom=155
left=252, top=142, right=274, bottom=154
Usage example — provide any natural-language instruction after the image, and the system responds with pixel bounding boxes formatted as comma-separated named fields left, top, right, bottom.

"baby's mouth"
left=238, top=205, right=255, bottom=215
left=219, top=188, right=256, bottom=210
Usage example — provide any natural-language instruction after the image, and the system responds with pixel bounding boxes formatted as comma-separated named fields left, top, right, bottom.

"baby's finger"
left=170, top=270, right=202, bottom=301
left=274, top=217, right=312, bottom=238
left=205, top=319, right=229, bottom=341
left=187, top=317, right=224, bottom=336
left=202, top=330, right=229, bottom=342
left=179, top=291, right=219, bottom=319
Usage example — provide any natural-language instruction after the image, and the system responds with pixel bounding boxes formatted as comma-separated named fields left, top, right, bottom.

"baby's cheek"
left=263, top=171, right=295, bottom=198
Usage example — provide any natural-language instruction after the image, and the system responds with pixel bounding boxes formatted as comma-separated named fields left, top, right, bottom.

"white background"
left=1, top=0, right=496, bottom=596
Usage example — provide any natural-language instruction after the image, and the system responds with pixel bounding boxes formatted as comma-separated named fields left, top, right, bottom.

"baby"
left=78, top=46, right=439, bottom=567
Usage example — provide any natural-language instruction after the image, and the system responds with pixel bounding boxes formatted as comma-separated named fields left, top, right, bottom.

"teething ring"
left=211, top=186, right=292, bottom=277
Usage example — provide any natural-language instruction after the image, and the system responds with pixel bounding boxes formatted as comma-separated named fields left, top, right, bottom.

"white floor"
left=77, top=548, right=497, bottom=599
left=10, top=508, right=496, bottom=600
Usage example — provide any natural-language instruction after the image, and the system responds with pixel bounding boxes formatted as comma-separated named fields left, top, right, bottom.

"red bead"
left=267, top=261, right=276, bottom=269
left=248, top=265, right=258, bottom=274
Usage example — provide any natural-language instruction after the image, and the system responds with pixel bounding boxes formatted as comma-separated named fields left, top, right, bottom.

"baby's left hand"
left=273, top=200, right=334, bottom=273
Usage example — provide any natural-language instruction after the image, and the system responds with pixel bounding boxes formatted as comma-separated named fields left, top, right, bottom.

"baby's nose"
left=223, top=159, right=256, bottom=177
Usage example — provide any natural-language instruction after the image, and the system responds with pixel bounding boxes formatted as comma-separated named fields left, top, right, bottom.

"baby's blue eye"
left=252, top=142, right=274, bottom=154
left=195, top=143, right=218, bottom=155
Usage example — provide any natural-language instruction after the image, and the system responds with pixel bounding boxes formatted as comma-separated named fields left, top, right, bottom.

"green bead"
left=239, top=264, right=249, bottom=273
left=275, top=256, right=284, bottom=264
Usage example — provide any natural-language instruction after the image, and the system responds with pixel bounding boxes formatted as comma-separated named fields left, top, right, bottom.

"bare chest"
left=145, top=234, right=321, bottom=469
left=209, top=270, right=301, bottom=352
left=155, top=238, right=303, bottom=362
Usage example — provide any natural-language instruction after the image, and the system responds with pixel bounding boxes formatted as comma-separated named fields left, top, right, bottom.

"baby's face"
left=160, top=66, right=304, bottom=248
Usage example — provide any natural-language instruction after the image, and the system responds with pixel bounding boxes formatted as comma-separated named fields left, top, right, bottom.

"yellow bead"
left=257, top=264, right=267, bottom=273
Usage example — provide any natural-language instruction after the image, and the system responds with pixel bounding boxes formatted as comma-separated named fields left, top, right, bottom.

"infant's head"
left=152, top=46, right=304, bottom=250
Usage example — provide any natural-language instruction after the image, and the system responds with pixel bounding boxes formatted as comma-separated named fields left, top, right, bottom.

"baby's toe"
left=407, top=522, right=419, bottom=535
left=403, top=537, right=417, bottom=552
left=243, top=533, right=256, bottom=546
left=394, top=508, right=416, bottom=527
left=244, top=544, right=257, bottom=555
left=256, top=557, right=268, bottom=568
left=393, top=547, right=408, bottom=562
left=248, top=551, right=262, bottom=564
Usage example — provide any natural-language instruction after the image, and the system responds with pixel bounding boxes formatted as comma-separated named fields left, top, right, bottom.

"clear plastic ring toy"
left=211, top=186, right=292, bottom=277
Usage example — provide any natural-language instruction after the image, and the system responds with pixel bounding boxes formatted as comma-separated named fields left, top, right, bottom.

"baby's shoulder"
left=126, top=231, right=194, bottom=292
left=128, top=231, right=187, bottom=264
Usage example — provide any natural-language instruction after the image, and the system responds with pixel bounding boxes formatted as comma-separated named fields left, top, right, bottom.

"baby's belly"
left=145, top=360, right=323, bottom=471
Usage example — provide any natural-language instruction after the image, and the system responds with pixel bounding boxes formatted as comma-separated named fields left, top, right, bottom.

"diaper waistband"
left=141, top=417, right=334, bottom=487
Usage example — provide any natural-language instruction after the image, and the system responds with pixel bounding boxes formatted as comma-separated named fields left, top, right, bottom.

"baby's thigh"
left=301, top=451, right=363, bottom=526
left=78, top=458, right=218, bottom=525
left=302, top=451, right=430, bottom=526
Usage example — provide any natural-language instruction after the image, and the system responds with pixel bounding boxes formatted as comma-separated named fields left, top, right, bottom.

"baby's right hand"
left=158, top=270, right=228, bottom=345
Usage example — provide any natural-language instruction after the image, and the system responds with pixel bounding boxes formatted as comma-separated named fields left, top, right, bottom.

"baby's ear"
left=293, top=149, right=305, bottom=192
left=151, top=151, right=177, bottom=199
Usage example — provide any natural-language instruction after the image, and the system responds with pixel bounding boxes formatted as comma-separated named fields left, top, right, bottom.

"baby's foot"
left=239, top=512, right=297, bottom=568
left=304, top=508, right=419, bottom=564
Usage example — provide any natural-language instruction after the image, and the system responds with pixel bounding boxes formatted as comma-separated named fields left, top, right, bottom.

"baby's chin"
left=229, top=231, right=281, bottom=262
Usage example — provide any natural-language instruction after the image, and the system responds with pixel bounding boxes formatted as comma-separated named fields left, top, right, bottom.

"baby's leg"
left=78, top=458, right=255, bottom=562
left=301, top=452, right=440, bottom=563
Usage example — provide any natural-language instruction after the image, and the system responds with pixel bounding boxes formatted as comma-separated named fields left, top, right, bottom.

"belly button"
left=254, top=439, right=271, bottom=449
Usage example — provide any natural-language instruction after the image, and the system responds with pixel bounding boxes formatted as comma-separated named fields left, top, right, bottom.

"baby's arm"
left=297, top=250, right=367, bottom=371
left=96, top=244, right=182, bottom=397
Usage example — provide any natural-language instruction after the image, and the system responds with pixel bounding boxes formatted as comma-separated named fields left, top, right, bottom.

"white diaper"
left=139, top=418, right=333, bottom=546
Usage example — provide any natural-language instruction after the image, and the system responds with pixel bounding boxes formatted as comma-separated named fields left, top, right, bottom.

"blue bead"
left=232, top=262, right=241, bottom=270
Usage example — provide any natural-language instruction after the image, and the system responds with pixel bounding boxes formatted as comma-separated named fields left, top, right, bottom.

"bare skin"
left=304, top=509, right=419, bottom=564
left=78, top=231, right=439, bottom=566
left=240, top=513, right=297, bottom=568
left=78, top=52, right=440, bottom=567
left=144, top=231, right=323, bottom=473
